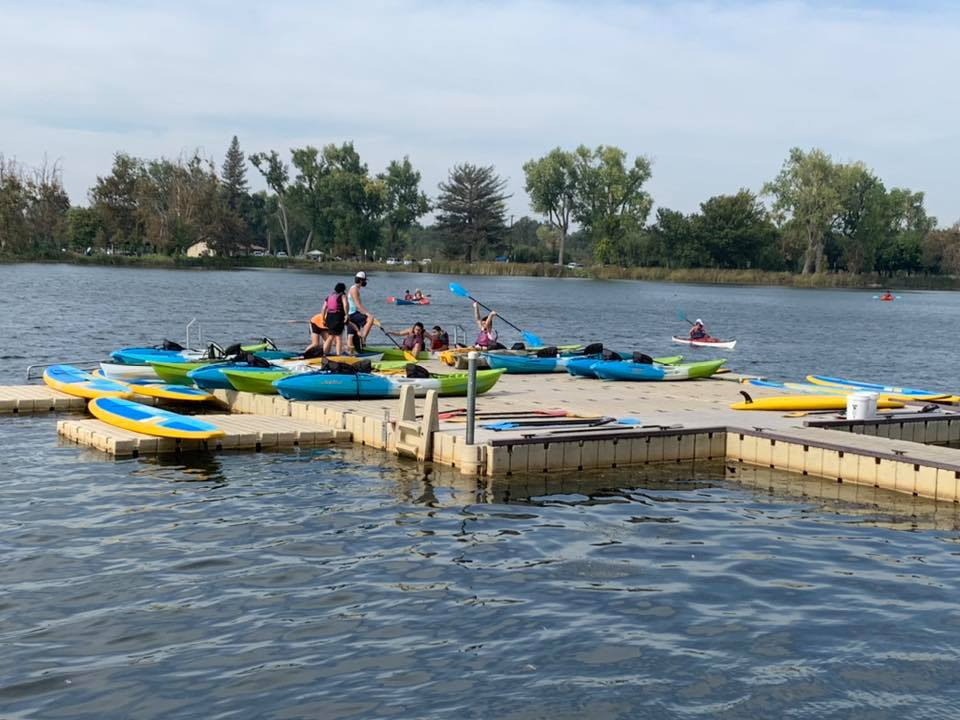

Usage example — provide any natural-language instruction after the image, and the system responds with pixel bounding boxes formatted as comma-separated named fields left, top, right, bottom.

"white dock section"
left=0, top=385, right=87, bottom=414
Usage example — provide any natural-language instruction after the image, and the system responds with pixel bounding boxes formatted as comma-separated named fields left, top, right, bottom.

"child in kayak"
left=387, top=322, right=427, bottom=354
left=403, top=289, right=413, bottom=301
left=689, top=319, right=708, bottom=340
left=413, top=289, right=425, bottom=301
left=429, top=325, right=449, bottom=351
left=474, top=302, right=498, bottom=348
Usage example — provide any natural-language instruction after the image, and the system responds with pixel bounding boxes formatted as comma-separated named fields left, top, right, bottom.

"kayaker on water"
left=413, top=289, right=425, bottom=301
left=403, top=289, right=413, bottom=301
left=474, top=302, right=498, bottom=348
left=347, top=272, right=375, bottom=352
left=387, top=322, right=427, bottom=354
left=429, top=325, right=450, bottom=351
left=689, top=319, right=708, bottom=340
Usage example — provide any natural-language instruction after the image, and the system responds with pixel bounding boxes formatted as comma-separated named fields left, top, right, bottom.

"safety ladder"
left=394, top=385, right=439, bottom=461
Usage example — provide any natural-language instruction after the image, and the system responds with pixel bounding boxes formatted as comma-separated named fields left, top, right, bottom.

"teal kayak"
left=592, top=359, right=726, bottom=381
left=565, top=355, right=684, bottom=378
left=274, top=368, right=506, bottom=400
left=486, top=352, right=683, bottom=374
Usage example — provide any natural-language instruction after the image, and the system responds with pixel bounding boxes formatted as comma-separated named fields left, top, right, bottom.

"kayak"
left=88, top=397, right=224, bottom=440
left=565, top=354, right=684, bottom=379
left=731, top=395, right=905, bottom=411
left=592, top=358, right=726, bottom=381
left=223, top=360, right=410, bottom=394
left=671, top=336, right=737, bottom=350
left=112, top=345, right=296, bottom=365
left=99, top=361, right=164, bottom=381
left=487, top=353, right=683, bottom=374
left=745, top=379, right=948, bottom=404
left=388, top=297, right=431, bottom=305
left=364, top=346, right=431, bottom=361
left=43, top=364, right=132, bottom=399
left=274, top=368, right=506, bottom=401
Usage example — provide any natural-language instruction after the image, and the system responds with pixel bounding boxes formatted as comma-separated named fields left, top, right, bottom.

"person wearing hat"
left=689, top=318, right=708, bottom=340
left=346, top=271, right=375, bottom=351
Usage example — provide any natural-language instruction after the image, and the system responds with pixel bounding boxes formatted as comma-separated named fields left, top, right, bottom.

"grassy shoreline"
left=2, top=253, right=957, bottom=290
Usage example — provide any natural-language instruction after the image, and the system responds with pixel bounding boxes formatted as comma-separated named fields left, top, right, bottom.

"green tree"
left=435, top=163, right=510, bottom=262
left=0, top=155, right=29, bottom=253
left=523, top=148, right=577, bottom=265
left=250, top=150, right=294, bottom=256
left=221, top=135, right=249, bottom=212
left=693, top=190, right=777, bottom=269
left=66, top=207, right=101, bottom=251
left=380, top=156, right=430, bottom=258
left=649, top=208, right=702, bottom=268
left=90, top=153, right=145, bottom=249
left=570, top=145, right=653, bottom=265
left=763, top=147, right=841, bottom=274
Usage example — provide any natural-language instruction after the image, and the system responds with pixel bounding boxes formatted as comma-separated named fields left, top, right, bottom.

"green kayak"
left=364, top=345, right=432, bottom=361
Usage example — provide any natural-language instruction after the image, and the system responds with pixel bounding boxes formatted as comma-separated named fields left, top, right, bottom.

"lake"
left=1, top=263, right=959, bottom=719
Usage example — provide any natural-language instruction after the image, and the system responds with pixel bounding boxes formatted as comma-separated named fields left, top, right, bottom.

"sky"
left=2, top=0, right=959, bottom=225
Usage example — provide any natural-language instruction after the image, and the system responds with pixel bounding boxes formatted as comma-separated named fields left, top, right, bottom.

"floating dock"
left=0, top=385, right=87, bottom=414
left=5, top=363, right=960, bottom=503
left=57, top=413, right=349, bottom=457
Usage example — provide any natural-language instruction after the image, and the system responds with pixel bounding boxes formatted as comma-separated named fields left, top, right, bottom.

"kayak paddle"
left=483, top=417, right=642, bottom=431
left=448, top=282, right=544, bottom=347
left=373, top=320, right=417, bottom=362
left=676, top=308, right=694, bottom=325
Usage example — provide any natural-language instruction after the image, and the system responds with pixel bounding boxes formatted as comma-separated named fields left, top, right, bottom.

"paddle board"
left=88, top=397, right=224, bottom=440
left=43, top=365, right=132, bottom=399
left=120, top=379, right=213, bottom=402
left=730, top=394, right=905, bottom=411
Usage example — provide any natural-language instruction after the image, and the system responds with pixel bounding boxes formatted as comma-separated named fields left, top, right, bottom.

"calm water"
left=2, top=264, right=960, bottom=719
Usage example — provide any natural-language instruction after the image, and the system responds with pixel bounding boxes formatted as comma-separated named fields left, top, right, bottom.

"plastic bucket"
left=846, top=391, right=878, bottom=420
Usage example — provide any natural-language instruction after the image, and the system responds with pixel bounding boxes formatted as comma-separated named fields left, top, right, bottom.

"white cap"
left=695, top=318, right=703, bottom=324
left=355, top=271, right=367, bottom=280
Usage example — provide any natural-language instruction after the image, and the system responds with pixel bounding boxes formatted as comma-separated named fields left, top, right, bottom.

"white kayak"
left=99, top=361, right=162, bottom=381
left=671, top=336, right=737, bottom=350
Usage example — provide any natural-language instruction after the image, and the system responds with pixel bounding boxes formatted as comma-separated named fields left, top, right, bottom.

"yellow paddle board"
left=730, top=395, right=905, bottom=411
left=88, top=397, right=224, bottom=440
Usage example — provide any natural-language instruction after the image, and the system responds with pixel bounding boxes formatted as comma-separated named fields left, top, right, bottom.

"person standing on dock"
left=474, top=302, right=498, bottom=348
left=320, top=282, right=349, bottom=355
left=347, top=271, right=375, bottom=351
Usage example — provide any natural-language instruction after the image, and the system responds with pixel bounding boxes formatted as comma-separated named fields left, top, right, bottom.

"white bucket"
left=846, top=391, right=878, bottom=420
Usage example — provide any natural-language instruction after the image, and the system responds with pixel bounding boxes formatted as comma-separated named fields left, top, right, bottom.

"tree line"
left=1, top=139, right=958, bottom=276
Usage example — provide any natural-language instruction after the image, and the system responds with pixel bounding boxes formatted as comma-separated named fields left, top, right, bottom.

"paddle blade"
left=616, top=418, right=642, bottom=425
left=521, top=330, right=544, bottom=347
left=483, top=421, right=516, bottom=431
left=448, top=282, right=470, bottom=298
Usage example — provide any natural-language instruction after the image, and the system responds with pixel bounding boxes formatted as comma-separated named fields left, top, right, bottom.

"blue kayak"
left=483, top=353, right=581, bottom=373
left=274, top=369, right=506, bottom=400
left=592, top=359, right=726, bottom=381
left=187, top=363, right=270, bottom=391
left=566, top=357, right=603, bottom=378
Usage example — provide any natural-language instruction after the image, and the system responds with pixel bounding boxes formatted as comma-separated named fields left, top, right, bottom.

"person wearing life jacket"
left=403, top=289, right=413, bottom=301
left=474, top=302, right=498, bottom=348
left=321, top=282, right=349, bottom=355
left=346, top=271, right=375, bottom=352
left=413, top=289, right=425, bottom=302
left=387, top=322, right=427, bottom=354
left=689, top=319, right=707, bottom=340
left=429, top=325, right=450, bottom=351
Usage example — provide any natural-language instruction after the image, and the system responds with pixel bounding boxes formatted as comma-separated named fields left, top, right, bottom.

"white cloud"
left=1, top=0, right=958, bottom=224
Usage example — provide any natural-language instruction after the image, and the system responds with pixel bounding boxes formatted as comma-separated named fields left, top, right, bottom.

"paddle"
left=438, top=408, right=568, bottom=421
left=483, top=417, right=642, bottom=431
left=449, top=282, right=544, bottom=347
left=676, top=309, right=694, bottom=326
left=373, top=320, right=417, bottom=362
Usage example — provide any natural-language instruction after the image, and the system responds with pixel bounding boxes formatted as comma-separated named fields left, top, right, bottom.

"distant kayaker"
left=347, top=272, right=375, bottom=351
left=429, top=325, right=450, bottom=351
left=403, top=289, right=413, bottom=301
left=387, top=322, right=427, bottom=354
left=689, top=319, right=708, bottom=340
left=413, top=289, right=425, bottom=301
left=474, top=302, right=498, bottom=348
left=320, top=282, right=349, bottom=355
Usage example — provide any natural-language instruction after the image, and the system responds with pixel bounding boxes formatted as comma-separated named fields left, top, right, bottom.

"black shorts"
left=347, top=312, right=367, bottom=334
left=325, top=311, right=345, bottom=335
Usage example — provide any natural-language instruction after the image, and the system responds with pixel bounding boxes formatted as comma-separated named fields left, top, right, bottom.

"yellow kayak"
left=731, top=395, right=905, bottom=411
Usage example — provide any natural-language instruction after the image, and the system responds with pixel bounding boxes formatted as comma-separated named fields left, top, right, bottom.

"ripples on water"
left=3, top=264, right=960, bottom=717
left=2, top=414, right=960, bottom=719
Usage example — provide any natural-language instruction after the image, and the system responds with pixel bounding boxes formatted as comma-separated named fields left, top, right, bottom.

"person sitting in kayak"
left=689, top=319, right=708, bottom=340
left=387, top=322, right=427, bottom=354
left=474, top=302, right=498, bottom=348
left=346, top=272, right=375, bottom=352
left=880, top=290, right=894, bottom=301
left=429, top=325, right=449, bottom=351
left=413, top=289, right=425, bottom=301
left=403, top=289, right=413, bottom=301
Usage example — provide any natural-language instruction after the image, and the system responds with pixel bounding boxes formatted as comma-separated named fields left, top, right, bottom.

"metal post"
left=466, top=351, right=478, bottom=445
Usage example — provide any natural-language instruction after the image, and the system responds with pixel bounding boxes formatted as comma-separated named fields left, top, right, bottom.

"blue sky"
left=2, top=0, right=959, bottom=225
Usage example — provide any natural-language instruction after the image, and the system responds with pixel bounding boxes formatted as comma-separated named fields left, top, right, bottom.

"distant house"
left=187, top=241, right=214, bottom=258
left=494, top=255, right=509, bottom=263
